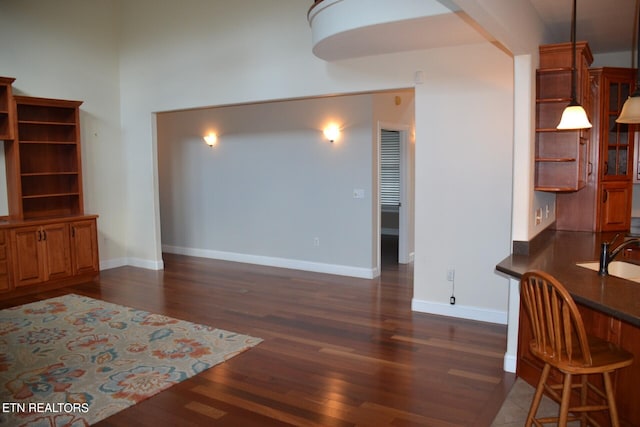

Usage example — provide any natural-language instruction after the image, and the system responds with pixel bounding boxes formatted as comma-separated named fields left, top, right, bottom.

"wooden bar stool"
left=519, top=270, right=633, bottom=426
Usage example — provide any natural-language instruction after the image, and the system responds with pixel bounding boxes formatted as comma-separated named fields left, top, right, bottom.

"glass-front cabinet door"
left=594, top=67, right=636, bottom=232
left=602, top=71, right=635, bottom=181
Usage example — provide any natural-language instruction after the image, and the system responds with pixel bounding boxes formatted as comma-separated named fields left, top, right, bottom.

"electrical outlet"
left=447, top=269, right=455, bottom=282
left=535, top=208, right=542, bottom=225
left=313, top=237, right=320, bottom=247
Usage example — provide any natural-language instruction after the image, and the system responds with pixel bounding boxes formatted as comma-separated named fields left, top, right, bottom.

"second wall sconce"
left=323, top=124, right=340, bottom=143
left=203, top=133, right=218, bottom=147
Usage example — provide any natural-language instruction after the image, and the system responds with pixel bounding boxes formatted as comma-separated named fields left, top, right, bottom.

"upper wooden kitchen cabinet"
left=535, top=42, right=592, bottom=192
left=556, top=67, right=636, bottom=231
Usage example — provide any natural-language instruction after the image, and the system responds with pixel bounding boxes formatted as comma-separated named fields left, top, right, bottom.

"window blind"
left=381, top=130, right=400, bottom=207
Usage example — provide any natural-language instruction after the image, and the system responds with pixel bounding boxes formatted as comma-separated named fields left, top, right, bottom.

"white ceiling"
left=307, top=0, right=638, bottom=61
left=530, top=0, right=637, bottom=54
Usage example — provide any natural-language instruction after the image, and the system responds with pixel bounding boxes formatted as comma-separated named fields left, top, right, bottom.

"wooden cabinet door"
left=71, top=219, right=99, bottom=275
left=11, top=223, right=72, bottom=287
left=0, top=231, right=11, bottom=292
left=11, top=226, right=45, bottom=287
left=3, top=216, right=99, bottom=296
left=599, top=69, right=635, bottom=182
left=599, top=181, right=632, bottom=231
left=42, top=223, right=72, bottom=281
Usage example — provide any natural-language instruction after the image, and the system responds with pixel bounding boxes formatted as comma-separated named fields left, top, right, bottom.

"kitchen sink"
left=576, top=261, right=640, bottom=282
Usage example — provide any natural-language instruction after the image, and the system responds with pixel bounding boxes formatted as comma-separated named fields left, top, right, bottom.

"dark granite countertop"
left=496, top=229, right=640, bottom=327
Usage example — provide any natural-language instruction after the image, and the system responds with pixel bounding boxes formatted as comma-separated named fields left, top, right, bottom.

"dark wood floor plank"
left=0, top=248, right=515, bottom=426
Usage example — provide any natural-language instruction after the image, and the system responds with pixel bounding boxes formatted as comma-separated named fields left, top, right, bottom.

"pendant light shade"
left=557, top=0, right=592, bottom=130
left=616, top=1, right=640, bottom=123
left=557, top=101, right=593, bottom=129
left=617, top=95, right=640, bottom=123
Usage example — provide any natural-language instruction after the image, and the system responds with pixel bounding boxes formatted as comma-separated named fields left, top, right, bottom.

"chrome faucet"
left=598, top=234, right=640, bottom=275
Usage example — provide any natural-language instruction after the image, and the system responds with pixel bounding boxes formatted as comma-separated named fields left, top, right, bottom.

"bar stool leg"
left=526, top=363, right=550, bottom=426
left=559, top=372, right=573, bottom=426
left=603, top=371, right=620, bottom=427
left=580, top=375, right=588, bottom=427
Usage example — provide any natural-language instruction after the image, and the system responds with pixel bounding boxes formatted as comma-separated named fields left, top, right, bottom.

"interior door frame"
left=376, top=121, right=411, bottom=273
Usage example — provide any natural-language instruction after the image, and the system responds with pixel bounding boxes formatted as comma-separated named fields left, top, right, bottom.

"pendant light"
left=557, top=0, right=592, bottom=130
left=616, top=1, right=640, bottom=123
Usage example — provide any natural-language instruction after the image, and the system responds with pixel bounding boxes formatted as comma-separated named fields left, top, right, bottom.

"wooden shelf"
left=536, top=98, right=571, bottom=103
left=536, top=128, right=587, bottom=133
left=537, top=67, right=572, bottom=73
left=6, top=96, right=84, bottom=220
left=18, top=120, right=76, bottom=125
left=19, top=141, right=77, bottom=146
left=535, top=157, right=576, bottom=162
left=534, top=42, right=592, bottom=192
left=21, top=171, right=78, bottom=176
left=535, top=183, right=586, bottom=192
left=21, top=195, right=80, bottom=201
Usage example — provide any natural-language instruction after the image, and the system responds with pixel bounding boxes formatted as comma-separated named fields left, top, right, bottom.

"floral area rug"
left=0, top=294, right=261, bottom=426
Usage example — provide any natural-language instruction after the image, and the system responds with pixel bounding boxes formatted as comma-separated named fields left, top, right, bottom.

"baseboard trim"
left=100, top=258, right=127, bottom=271
left=100, top=257, right=164, bottom=271
left=128, top=257, right=164, bottom=271
left=162, top=245, right=377, bottom=279
left=503, top=353, right=517, bottom=373
left=411, top=298, right=507, bottom=325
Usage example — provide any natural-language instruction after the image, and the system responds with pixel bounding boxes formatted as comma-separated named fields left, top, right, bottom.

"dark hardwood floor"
left=0, top=245, right=515, bottom=426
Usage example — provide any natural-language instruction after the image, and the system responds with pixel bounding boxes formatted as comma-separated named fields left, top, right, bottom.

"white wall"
left=593, top=51, right=633, bottom=68
left=512, top=53, right=558, bottom=242
left=0, top=0, right=126, bottom=267
left=157, top=94, right=378, bottom=277
left=157, top=89, right=415, bottom=277
left=412, top=44, right=514, bottom=323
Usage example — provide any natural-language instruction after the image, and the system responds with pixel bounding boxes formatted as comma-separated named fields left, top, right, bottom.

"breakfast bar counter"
left=496, top=229, right=640, bottom=426
left=496, top=229, right=640, bottom=327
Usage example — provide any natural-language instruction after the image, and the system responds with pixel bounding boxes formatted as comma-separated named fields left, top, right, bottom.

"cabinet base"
left=0, top=273, right=99, bottom=300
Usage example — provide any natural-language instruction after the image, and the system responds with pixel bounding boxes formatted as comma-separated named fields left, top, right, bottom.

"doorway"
left=378, top=124, right=412, bottom=271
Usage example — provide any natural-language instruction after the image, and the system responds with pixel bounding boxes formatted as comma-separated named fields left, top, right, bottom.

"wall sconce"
left=323, top=124, right=340, bottom=143
left=203, top=133, right=217, bottom=147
